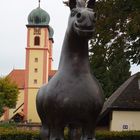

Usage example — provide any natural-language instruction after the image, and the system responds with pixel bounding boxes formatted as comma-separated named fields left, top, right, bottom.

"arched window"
left=34, top=36, right=40, bottom=46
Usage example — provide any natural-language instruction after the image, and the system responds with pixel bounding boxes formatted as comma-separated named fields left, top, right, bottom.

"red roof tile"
left=8, top=69, right=25, bottom=89
left=49, top=70, right=57, bottom=77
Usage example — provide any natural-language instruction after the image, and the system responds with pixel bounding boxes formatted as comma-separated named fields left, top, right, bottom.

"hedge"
left=0, top=128, right=40, bottom=140
left=0, top=128, right=140, bottom=140
left=96, top=131, right=140, bottom=140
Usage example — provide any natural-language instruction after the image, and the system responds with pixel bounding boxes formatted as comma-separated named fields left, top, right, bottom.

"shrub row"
left=96, top=131, right=140, bottom=140
left=0, top=128, right=41, bottom=140
left=0, top=128, right=140, bottom=140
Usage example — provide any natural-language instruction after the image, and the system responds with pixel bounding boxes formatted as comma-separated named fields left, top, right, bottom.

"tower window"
left=34, top=79, right=38, bottom=84
left=34, top=36, right=40, bottom=46
left=34, top=58, right=38, bottom=62
left=34, top=68, right=38, bottom=73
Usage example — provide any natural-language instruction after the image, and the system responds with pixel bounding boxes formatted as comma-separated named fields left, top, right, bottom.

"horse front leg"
left=36, top=110, right=50, bottom=140
left=49, top=125, right=64, bottom=140
left=40, top=125, right=50, bottom=140
left=68, top=126, right=80, bottom=140
left=81, top=125, right=96, bottom=140
left=36, top=94, right=49, bottom=140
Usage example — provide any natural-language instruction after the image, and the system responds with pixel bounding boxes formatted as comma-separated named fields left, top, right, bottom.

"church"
left=1, top=2, right=56, bottom=123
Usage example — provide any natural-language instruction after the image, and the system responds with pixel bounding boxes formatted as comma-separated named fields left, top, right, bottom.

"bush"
left=0, top=128, right=140, bottom=140
left=0, top=127, right=40, bottom=140
left=0, top=122, right=17, bottom=129
left=96, top=130, right=140, bottom=140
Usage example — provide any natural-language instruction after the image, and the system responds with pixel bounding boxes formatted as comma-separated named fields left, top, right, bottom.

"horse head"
left=64, top=0, right=96, bottom=38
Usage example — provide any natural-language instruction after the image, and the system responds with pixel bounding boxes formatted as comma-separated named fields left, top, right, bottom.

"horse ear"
left=63, top=0, right=76, bottom=10
left=85, top=0, right=96, bottom=9
left=76, top=0, right=86, bottom=8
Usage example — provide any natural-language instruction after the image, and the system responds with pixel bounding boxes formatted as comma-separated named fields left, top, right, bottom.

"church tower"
left=24, top=2, right=54, bottom=122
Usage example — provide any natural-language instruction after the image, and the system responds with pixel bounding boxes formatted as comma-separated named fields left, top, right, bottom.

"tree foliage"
left=89, top=0, right=140, bottom=97
left=94, top=0, right=140, bottom=64
left=0, top=77, right=19, bottom=117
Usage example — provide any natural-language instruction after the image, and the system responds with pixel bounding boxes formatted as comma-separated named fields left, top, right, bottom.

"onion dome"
left=48, top=26, right=54, bottom=39
left=28, top=7, right=50, bottom=26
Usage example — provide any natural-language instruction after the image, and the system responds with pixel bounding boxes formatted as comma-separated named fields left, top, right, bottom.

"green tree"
left=94, top=0, right=140, bottom=64
left=89, top=0, right=140, bottom=97
left=107, top=37, right=131, bottom=97
left=89, top=40, right=110, bottom=97
left=89, top=37, right=131, bottom=97
left=0, top=77, right=19, bottom=117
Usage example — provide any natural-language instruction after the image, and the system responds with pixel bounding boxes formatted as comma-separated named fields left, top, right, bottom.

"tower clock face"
left=34, top=28, right=41, bottom=35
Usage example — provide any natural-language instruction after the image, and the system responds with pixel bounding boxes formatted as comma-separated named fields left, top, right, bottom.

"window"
left=34, top=58, right=38, bottom=62
left=34, top=68, right=38, bottom=73
left=34, top=36, right=40, bottom=46
left=34, top=79, right=37, bottom=84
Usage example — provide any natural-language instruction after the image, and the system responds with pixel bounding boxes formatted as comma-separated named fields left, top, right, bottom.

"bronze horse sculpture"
left=36, top=0, right=104, bottom=140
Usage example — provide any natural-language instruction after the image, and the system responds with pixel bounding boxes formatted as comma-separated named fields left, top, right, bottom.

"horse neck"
left=58, top=30, right=90, bottom=73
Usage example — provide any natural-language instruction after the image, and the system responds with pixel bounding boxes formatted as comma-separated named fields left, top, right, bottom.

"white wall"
left=110, top=111, right=140, bottom=131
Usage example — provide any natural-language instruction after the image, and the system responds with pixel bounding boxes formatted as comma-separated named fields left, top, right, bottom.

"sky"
left=0, top=0, right=139, bottom=76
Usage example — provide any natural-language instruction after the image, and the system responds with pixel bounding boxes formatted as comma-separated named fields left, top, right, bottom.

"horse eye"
left=71, top=9, right=77, bottom=17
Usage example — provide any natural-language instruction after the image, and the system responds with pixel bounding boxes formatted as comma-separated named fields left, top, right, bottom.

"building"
left=99, top=72, right=140, bottom=131
left=0, top=2, right=56, bottom=123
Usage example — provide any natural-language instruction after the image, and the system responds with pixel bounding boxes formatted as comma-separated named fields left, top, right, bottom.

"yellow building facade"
left=0, top=4, right=56, bottom=123
left=24, top=27, right=51, bottom=122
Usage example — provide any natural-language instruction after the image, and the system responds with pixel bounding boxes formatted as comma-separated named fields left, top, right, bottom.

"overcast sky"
left=0, top=0, right=139, bottom=76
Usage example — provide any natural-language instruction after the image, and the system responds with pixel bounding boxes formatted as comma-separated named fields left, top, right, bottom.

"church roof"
left=49, top=70, right=57, bottom=77
left=8, top=69, right=25, bottom=89
left=8, top=69, right=57, bottom=89
left=28, top=6, right=50, bottom=26
left=100, top=72, right=140, bottom=119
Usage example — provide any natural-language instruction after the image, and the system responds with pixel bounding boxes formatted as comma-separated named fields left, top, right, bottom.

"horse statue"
left=36, top=0, right=104, bottom=140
